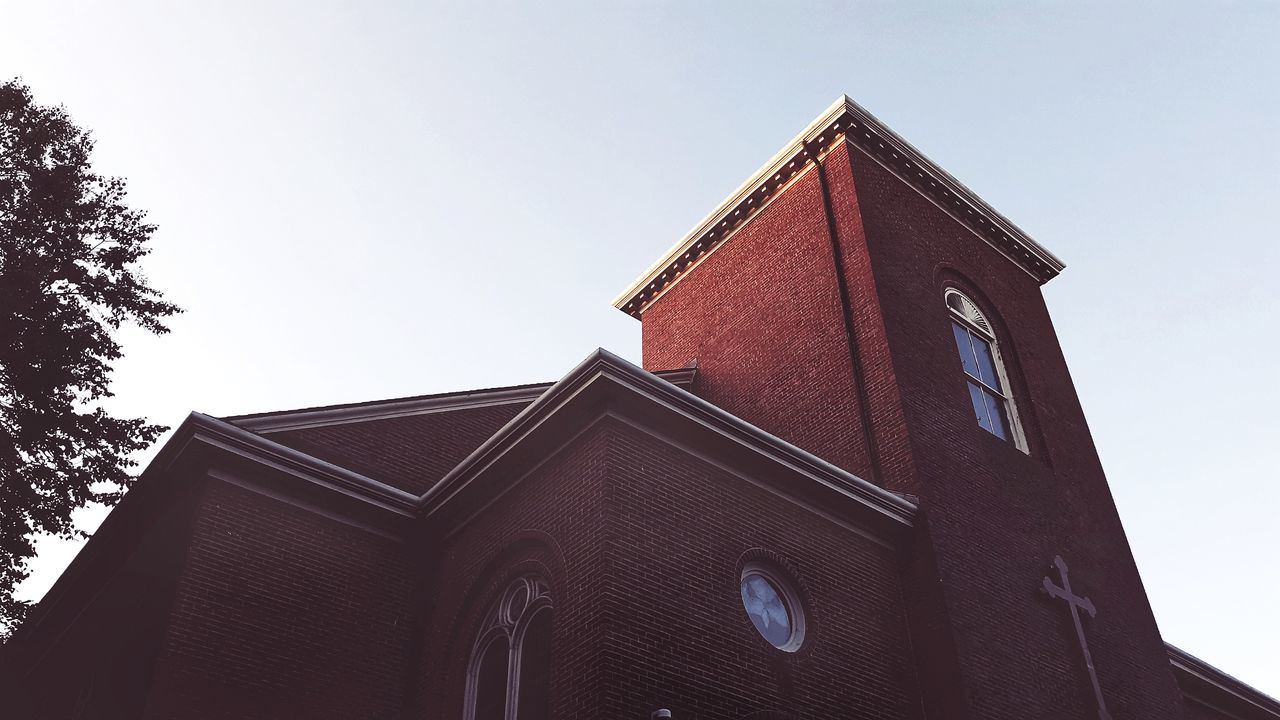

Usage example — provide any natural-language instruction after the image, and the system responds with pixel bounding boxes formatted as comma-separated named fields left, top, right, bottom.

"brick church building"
left=5, top=97, right=1277, bottom=719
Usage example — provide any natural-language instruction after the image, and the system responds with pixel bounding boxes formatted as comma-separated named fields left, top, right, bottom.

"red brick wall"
left=600, top=418, right=923, bottom=720
left=143, top=480, right=413, bottom=719
left=415, top=423, right=613, bottom=720
left=414, top=417, right=923, bottom=720
left=637, top=139, right=1187, bottom=718
left=14, top=476, right=202, bottom=719
left=842, top=144, right=1185, bottom=719
left=640, top=154, right=879, bottom=483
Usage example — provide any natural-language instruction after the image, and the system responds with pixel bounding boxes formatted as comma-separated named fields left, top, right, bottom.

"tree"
left=0, top=79, right=179, bottom=635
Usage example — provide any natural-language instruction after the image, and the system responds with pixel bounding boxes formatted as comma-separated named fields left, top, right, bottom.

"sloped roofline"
left=8, top=410, right=418, bottom=653
left=14, top=349, right=908, bottom=651
left=20, top=357, right=1280, bottom=713
left=217, top=348, right=912, bottom=528
left=418, top=348, right=915, bottom=532
left=225, top=367, right=698, bottom=433
left=613, top=95, right=1066, bottom=318
left=1167, top=643, right=1280, bottom=719
left=224, top=381, right=554, bottom=432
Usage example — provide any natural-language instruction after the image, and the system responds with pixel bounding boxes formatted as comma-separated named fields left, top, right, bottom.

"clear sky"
left=3, top=0, right=1277, bottom=698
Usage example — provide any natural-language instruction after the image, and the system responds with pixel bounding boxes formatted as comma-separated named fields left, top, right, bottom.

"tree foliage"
left=0, top=79, right=179, bottom=634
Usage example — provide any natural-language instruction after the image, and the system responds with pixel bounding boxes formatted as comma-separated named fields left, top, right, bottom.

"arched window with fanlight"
left=464, top=576, right=554, bottom=720
left=945, top=288, right=1027, bottom=451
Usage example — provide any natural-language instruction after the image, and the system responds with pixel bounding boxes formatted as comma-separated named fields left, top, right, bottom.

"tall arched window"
left=465, top=576, right=553, bottom=720
left=945, top=288, right=1027, bottom=451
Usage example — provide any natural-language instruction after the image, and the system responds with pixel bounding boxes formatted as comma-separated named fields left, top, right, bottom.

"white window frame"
left=463, top=575, right=553, bottom=720
left=945, top=288, right=1028, bottom=453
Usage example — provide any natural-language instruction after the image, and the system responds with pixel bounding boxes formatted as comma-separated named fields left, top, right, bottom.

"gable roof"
left=263, top=403, right=529, bottom=495
left=11, top=351, right=909, bottom=658
left=15, top=351, right=1278, bottom=714
left=212, top=352, right=911, bottom=534
left=414, top=349, right=916, bottom=536
left=223, top=368, right=697, bottom=494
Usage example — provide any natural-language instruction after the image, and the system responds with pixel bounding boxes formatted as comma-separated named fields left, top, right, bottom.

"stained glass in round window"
left=739, top=567, right=802, bottom=651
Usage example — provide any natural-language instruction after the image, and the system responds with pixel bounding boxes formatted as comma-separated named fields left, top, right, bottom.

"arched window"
left=465, top=576, right=553, bottom=720
left=945, top=289, right=1027, bottom=451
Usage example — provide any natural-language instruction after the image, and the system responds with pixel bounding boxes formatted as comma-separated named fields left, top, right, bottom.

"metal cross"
left=1042, top=555, right=1111, bottom=720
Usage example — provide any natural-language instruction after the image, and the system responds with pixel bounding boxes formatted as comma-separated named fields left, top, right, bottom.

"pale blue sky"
left=3, top=0, right=1277, bottom=697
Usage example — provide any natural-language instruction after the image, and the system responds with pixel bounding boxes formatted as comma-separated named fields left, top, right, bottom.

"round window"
left=739, top=563, right=805, bottom=651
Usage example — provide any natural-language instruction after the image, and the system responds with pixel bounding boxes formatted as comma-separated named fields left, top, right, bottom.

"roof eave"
left=419, top=348, right=915, bottom=537
left=1167, top=643, right=1280, bottom=718
left=614, top=95, right=1066, bottom=318
left=10, top=413, right=418, bottom=649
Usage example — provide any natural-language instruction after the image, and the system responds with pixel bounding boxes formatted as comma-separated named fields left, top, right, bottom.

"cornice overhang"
left=11, top=353, right=896, bottom=656
left=419, top=348, right=916, bottom=540
left=1167, top=644, right=1280, bottom=719
left=8, top=412, right=418, bottom=657
left=187, top=412, right=419, bottom=516
left=230, top=385, right=550, bottom=433
left=225, top=368, right=699, bottom=433
left=614, top=95, right=1066, bottom=318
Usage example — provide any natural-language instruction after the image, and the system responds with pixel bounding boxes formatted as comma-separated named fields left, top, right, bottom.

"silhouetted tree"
left=0, top=79, right=179, bottom=635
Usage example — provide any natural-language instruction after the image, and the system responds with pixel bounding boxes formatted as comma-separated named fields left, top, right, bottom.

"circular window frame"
left=739, top=561, right=807, bottom=653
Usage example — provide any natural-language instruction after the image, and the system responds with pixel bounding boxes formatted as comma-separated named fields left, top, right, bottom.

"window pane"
left=981, top=388, right=1009, bottom=439
left=970, top=335, right=1003, bottom=392
left=741, top=573, right=792, bottom=648
left=474, top=639, right=509, bottom=720
left=952, top=323, right=980, bottom=378
left=516, top=610, right=553, bottom=720
left=967, top=382, right=990, bottom=431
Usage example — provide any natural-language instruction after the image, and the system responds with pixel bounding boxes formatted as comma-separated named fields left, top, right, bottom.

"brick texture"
left=16, top=119, right=1248, bottom=720
left=413, top=416, right=923, bottom=720
left=143, top=480, right=413, bottom=719
left=267, top=402, right=531, bottom=494
left=641, top=156, right=879, bottom=484
left=12, top=479, right=202, bottom=719
left=599, top=418, right=922, bottom=720
left=414, top=421, right=613, bottom=719
left=844, top=143, right=1186, bottom=719
left=639, top=139, right=1188, bottom=718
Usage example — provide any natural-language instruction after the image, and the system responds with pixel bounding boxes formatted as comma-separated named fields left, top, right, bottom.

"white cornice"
left=614, top=95, right=1066, bottom=318
left=211, top=351, right=912, bottom=529
left=12, top=351, right=911, bottom=666
left=418, top=348, right=916, bottom=532
left=226, top=368, right=700, bottom=433
left=230, top=386, right=550, bottom=433
left=189, top=413, right=420, bottom=511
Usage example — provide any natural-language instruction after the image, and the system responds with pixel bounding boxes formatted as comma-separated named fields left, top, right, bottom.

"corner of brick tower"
left=616, top=97, right=1189, bottom=719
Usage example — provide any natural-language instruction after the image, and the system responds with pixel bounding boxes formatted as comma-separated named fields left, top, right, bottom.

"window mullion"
left=965, top=330, right=986, bottom=389
left=973, top=375, right=1006, bottom=399
left=505, top=628, right=521, bottom=720
left=979, top=386, right=997, bottom=432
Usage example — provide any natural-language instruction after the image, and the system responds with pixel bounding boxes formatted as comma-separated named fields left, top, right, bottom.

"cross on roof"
left=1042, top=555, right=1112, bottom=720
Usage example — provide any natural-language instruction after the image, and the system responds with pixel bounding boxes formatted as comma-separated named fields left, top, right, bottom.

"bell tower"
left=615, top=97, right=1187, bottom=719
